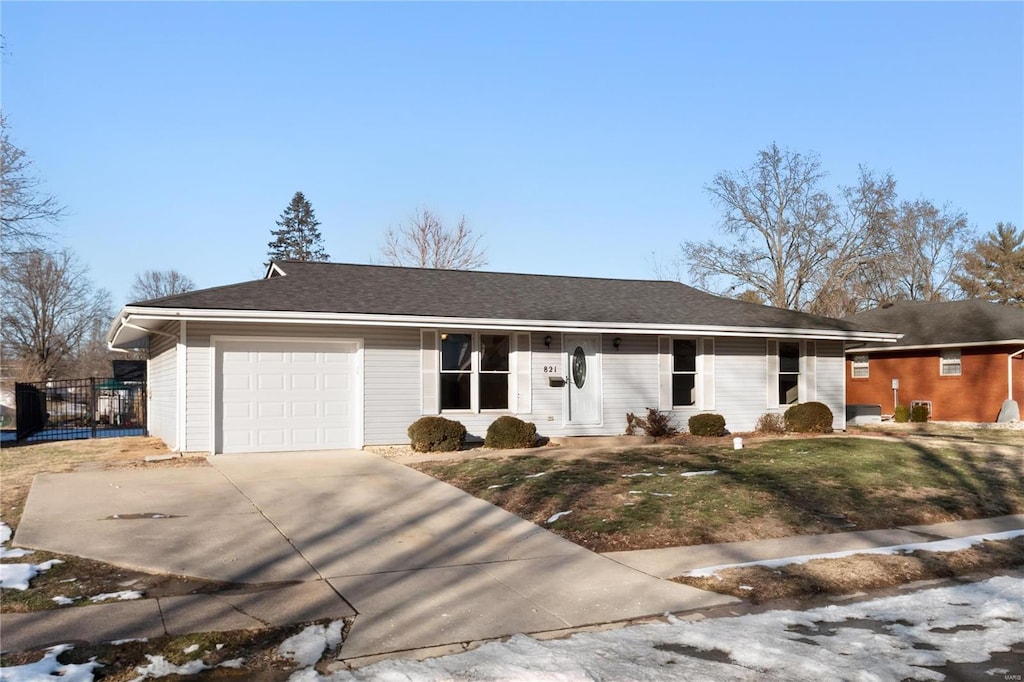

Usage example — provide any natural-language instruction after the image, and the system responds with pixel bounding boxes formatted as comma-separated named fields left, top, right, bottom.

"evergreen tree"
left=267, top=191, right=330, bottom=263
left=955, top=222, right=1024, bottom=306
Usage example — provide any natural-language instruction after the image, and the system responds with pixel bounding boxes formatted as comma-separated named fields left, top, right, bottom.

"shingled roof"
left=844, top=300, right=1024, bottom=350
left=127, top=260, right=885, bottom=334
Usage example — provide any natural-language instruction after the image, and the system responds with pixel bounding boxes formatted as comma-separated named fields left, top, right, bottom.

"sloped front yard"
left=411, top=435, right=1024, bottom=553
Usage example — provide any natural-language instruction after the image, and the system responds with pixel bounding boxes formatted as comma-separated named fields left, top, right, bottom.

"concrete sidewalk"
left=603, top=514, right=1024, bottom=578
left=7, top=450, right=1023, bottom=659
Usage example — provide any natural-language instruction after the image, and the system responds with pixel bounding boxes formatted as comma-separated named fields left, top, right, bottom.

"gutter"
left=113, top=307, right=903, bottom=344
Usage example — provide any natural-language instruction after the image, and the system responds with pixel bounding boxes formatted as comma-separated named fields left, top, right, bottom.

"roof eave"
left=112, top=307, right=903, bottom=344
left=847, top=339, right=1024, bottom=354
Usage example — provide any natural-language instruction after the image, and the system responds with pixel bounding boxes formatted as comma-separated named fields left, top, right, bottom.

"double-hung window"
left=851, top=354, right=869, bottom=378
left=672, top=339, right=698, bottom=407
left=940, top=348, right=962, bottom=376
left=439, top=332, right=511, bottom=411
left=778, top=341, right=801, bottom=405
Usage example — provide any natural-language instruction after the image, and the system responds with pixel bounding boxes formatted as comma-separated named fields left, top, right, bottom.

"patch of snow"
left=0, top=558, right=62, bottom=590
left=109, top=638, right=148, bottom=645
left=277, top=621, right=345, bottom=668
left=183, top=644, right=200, bottom=654
left=546, top=511, right=572, bottom=524
left=684, top=529, right=1024, bottom=577
left=130, top=655, right=209, bottom=681
left=649, top=492, right=674, bottom=497
left=0, top=521, right=34, bottom=559
left=216, top=644, right=225, bottom=650
left=0, top=644, right=102, bottom=682
left=680, top=469, right=719, bottom=477
left=219, top=658, right=245, bottom=668
left=89, top=590, right=144, bottom=603
left=627, top=490, right=644, bottom=495
left=739, top=586, right=754, bottom=592
left=523, top=471, right=547, bottom=479
left=621, top=472, right=655, bottom=478
left=486, top=483, right=511, bottom=490
left=0, top=521, right=11, bottom=544
left=52, top=595, right=78, bottom=605
left=299, top=576, right=1023, bottom=681
left=986, top=668, right=1009, bottom=676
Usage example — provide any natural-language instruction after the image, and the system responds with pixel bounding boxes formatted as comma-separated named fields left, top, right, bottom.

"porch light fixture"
left=544, top=335, right=552, bottom=348
left=613, top=337, right=621, bottom=351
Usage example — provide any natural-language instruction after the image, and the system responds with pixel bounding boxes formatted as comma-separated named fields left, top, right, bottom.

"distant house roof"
left=844, top=300, right=1024, bottom=352
left=109, top=261, right=900, bottom=347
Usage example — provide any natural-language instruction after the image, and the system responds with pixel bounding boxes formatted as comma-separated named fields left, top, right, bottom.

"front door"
left=564, top=334, right=601, bottom=425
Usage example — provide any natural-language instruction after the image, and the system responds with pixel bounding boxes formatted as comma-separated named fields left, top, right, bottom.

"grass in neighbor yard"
left=412, top=434, right=1024, bottom=553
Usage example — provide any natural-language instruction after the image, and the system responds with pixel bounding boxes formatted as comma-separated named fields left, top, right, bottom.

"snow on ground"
left=278, top=621, right=345, bottom=668
left=685, top=529, right=1024, bottom=577
left=309, top=575, right=1022, bottom=682
left=88, top=590, right=144, bottom=603
left=546, top=511, right=572, bottom=524
left=680, top=469, right=718, bottom=477
left=0, top=644, right=102, bottom=682
left=0, top=559, right=63, bottom=590
left=130, top=655, right=209, bottom=680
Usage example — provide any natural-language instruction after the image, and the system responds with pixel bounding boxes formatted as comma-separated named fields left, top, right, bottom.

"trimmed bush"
left=688, top=413, right=727, bottom=437
left=910, top=403, right=930, bottom=423
left=407, top=416, right=466, bottom=453
left=893, top=404, right=911, bottom=423
left=485, top=416, right=538, bottom=449
left=783, top=402, right=834, bottom=433
left=755, top=412, right=786, bottom=434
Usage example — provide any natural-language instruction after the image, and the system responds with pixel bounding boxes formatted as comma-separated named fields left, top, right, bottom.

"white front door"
left=216, top=338, right=361, bottom=453
left=564, top=334, right=601, bottom=425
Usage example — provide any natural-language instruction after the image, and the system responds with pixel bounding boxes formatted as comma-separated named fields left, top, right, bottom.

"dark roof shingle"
left=844, top=300, right=1024, bottom=348
left=131, top=260, right=883, bottom=333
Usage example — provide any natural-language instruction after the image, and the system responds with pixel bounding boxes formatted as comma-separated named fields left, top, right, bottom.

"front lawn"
left=412, top=435, right=1024, bottom=553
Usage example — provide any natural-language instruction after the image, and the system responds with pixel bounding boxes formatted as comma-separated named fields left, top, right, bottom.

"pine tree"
left=955, top=222, right=1024, bottom=306
left=267, top=191, right=330, bottom=263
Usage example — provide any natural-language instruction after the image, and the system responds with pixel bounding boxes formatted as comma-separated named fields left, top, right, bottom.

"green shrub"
left=910, top=403, right=930, bottom=423
left=688, top=413, right=727, bottom=437
left=893, top=404, right=910, bottom=423
left=407, top=416, right=466, bottom=453
left=783, top=402, right=834, bottom=433
left=755, top=412, right=786, bottom=434
left=484, top=416, right=538, bottom=449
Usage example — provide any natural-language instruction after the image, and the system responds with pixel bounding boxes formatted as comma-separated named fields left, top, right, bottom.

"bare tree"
left=860, top=199, right=970, bottom=304
left=1, top=112, right=66, bottom=251
left=1, top=249, right=112, bottom=380
left=381, top=209, right=486, bottom=270
left=685, top=144, right=894, bottom=313
left=129, top=269, right=196, bottom=302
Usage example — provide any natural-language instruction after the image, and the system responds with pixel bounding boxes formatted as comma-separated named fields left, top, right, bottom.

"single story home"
left=844, top=300, right=1024, bottom=422
left=108, top=261, right=900, bottom=453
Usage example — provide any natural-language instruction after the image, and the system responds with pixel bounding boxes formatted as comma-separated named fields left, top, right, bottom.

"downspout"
left=1010, top=348, right=1024, bottom=401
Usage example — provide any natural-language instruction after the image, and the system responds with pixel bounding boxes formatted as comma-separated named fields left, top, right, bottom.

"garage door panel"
left=217, top=339, right=360, bottom=453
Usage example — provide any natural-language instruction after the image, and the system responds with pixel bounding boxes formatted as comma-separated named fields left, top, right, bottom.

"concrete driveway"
left=15, top=450, right=735, bottom=659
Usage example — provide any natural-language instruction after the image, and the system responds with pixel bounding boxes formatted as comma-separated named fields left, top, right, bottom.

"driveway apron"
left=16, top=450, right=736, bottom=658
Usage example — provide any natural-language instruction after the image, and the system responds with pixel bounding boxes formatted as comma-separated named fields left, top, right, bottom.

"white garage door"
left=216, top=339, right=361, bottom=453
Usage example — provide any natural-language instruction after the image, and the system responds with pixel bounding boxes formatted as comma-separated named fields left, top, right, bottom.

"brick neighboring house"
left=844, top=300, right=1024, bottom=423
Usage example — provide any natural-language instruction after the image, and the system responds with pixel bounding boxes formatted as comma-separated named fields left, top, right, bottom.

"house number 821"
left=543, top=365, right=560, bottom=374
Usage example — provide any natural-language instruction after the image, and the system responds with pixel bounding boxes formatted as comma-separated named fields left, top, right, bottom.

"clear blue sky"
left=3, top=1, right=1022, bottom=306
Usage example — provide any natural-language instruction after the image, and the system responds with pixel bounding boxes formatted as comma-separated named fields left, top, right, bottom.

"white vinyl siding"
left=147, top=323, right=178, bottom=449
left=168, top=324, right=851, bottom=451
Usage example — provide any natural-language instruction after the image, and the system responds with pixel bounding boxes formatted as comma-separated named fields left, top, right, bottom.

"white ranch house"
left=107, top=261, right=898, bottom=454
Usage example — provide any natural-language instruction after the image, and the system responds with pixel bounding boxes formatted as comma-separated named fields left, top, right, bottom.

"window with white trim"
left=672, top=339, right=698, bottom=407
left=940, top=348, right=962, bottom=376
left=778, top=341, right=801, bottom=405
left=439, top=332, right=511, bottom=411
left=851, top=354, right=869, bottom=378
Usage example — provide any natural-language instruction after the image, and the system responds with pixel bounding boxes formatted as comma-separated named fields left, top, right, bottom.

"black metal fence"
left=11, top=378, right=147, bottom=443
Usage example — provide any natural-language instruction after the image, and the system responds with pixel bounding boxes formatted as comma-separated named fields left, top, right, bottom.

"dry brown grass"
left=1, top=437, right=206, bottom=528
left=675, top=537, right=1024, bottom=604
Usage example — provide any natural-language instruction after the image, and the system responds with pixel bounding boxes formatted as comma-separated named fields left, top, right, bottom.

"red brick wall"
left=846, top=345, right=1024, bottom=422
